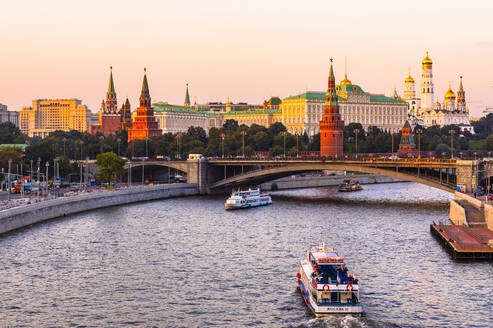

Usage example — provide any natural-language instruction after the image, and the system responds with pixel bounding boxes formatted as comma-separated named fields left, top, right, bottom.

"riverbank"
left=260, top=174, right=403, bottom=191
left=0, top=183, right=198, bottom=236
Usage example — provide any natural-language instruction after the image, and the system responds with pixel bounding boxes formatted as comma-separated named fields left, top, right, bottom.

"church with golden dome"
left=403, top=52, right=471, bottom=129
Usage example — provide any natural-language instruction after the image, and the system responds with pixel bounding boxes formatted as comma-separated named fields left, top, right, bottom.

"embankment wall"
left=260, top=174, right=403, bottom=191
left=0, top=184, right=198, bottom=236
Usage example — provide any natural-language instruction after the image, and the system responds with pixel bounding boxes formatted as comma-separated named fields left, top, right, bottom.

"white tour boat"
left=224, top=188, right=272, bottom=210
left=297, top=244, right=363, bottom=316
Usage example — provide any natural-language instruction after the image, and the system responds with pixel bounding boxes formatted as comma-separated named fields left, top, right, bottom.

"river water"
left=0, top=182, right=492, bottom=327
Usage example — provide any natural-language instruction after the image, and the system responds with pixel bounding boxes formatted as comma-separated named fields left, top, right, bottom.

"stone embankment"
left=260, top=174, right=402, bottom=191
left=0, top=184, right=198, bottom=236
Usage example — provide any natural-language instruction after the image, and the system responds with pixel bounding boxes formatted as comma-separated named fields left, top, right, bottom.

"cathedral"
left=403, top=52, right=471, bottom=129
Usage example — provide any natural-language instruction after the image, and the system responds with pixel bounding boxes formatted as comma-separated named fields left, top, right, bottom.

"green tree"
left=0, top=122, right=25, bottom=144
left=486, top=134, right=493, bottom=151
left=96, top=152, right=125, bottom=183
left=223, top=119, right=239, bottom=131
left=0, top=146, right=25, bottom=172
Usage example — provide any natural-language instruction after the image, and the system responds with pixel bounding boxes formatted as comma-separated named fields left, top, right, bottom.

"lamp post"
left=100, top=136, right=104, bottom=154
left=142, top=157, right=145, bottom=185
left=449, top=129, right=455, bottom=159
left=296, top=133, right=299, bottom=158
left=221, top=133, right=225, bottom=158
left=7, top=158, right=12, bottom=201
left=128, top=160, right=132, bottom=187
left=176, top=134, right=181, bottom=159
left=354, top=128, right=359, bottom=158
left=145, top=137, right=149, bottom=159
left=282, top=131, right=287, bottom=159
left=241, top=131, right=246, bottom=158
left=30, top=160, right=33, bottom=190
left=416, top=129, right=422, bottom=159
left=117, top=138, right=121, bottom=157
left=391, top=132, right=394, bottom=156
left=37, top=158, right=40, bottom=200
left=45, top=161, right=50, bottom=196
left=62, top=137, right=67, bottom=157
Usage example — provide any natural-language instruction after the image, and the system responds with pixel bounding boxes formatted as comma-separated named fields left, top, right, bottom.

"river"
left=0, top=182, right=492, bottom=327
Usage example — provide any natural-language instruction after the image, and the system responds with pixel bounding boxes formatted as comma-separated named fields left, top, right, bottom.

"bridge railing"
left=207, top=156, right=456, bottom=164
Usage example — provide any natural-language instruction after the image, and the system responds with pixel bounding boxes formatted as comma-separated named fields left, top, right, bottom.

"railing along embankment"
left=0, top=183, right=198, bottom=236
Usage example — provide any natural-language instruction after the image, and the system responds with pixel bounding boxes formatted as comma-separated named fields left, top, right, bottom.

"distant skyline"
left=1, top=0, right=492, bottom=117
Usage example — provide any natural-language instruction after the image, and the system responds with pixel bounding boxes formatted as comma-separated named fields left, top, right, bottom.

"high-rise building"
left=0, top=103, right=19, bottom=127
left=128, top=69, right=162, bottom=142
left=89, top=67, right=123, bottom=136
left=319, top=59, right=344, bottom=158
left=19, top=99, right=90, bottom=138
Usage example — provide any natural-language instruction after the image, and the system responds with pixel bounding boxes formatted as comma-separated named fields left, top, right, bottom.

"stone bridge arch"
left=209, top=163, right=456, bottom=193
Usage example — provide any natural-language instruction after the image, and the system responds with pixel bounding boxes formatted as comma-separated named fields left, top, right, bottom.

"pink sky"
left=1, top=0, right=492, bottom=117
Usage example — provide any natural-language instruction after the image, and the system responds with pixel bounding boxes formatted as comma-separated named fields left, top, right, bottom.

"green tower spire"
left=140, top=68, right=151, bottom=107
left=108, top=66, right=115, bottom=95
left=184, top=83, right=191, bottom=106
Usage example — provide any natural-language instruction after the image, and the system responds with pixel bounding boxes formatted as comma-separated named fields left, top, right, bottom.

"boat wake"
left=295, top=316, right=402, bottom=328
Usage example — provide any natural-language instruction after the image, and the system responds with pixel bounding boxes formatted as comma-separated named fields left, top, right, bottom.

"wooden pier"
left=430, top=223, right=493, bottom=260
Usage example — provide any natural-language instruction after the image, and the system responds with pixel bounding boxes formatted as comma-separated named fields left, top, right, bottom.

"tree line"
left=1, top=114, right=492, bottom=181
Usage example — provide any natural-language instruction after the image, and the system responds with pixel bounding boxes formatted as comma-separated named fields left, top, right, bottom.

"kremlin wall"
left=16, top=52, right=472, bottom=142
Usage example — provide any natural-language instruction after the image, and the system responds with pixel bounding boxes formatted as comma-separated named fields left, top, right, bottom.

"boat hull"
left=299, top=280, right=363, bottom=316
left=225, top=200, right=272, bottom=210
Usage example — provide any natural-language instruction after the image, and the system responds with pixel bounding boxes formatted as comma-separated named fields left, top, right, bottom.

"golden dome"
left=340, top=74, right=352, bottom=85
left=444, top=82, right=456, bottom=100
left=422, top=51, right=433, bottom=65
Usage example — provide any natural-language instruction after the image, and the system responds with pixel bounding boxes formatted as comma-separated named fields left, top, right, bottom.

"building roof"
left=284, top=90, right=406, bottom=104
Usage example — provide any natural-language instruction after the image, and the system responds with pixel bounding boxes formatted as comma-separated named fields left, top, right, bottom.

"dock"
left=430, top=223, right=493, bottom=260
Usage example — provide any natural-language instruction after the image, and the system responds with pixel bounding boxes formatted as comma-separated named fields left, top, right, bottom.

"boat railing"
left=316, top=300, right=360, bottom=306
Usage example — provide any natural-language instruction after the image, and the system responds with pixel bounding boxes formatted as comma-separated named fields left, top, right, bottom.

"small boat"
left=338, top=179, right=363, bottom=192
left=224, top=188, right=272, bottom=210
left=297, top=244, right=363, bottom=316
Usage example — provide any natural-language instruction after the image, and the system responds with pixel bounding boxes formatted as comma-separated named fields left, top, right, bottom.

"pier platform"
left=430, top=223, right=493, bottom=260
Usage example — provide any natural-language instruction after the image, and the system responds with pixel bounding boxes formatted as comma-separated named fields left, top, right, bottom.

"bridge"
left=121, top=157, right=493, bottom=195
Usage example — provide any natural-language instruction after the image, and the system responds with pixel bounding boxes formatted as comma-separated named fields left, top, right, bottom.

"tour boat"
left=297, top=244, right=363, bottom=316
left=224, top=188, right=272, bottom=210
left=338, top=179, right=363, bottom=192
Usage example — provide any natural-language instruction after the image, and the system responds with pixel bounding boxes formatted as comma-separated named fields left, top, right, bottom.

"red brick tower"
left=320, top=59, right=344, bottom=158
left=90, top=67, right=122, bottom=136
left=128, top=68, right=162, bottom=142
left=397, top=120, right=418, bottom=158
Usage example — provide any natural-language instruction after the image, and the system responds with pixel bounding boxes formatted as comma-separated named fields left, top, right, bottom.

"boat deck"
left=430, top=223, right=493, bottom=260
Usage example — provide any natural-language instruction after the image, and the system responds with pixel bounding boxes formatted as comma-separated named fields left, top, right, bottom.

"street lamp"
left=449, top=129, right=455, bottom=159
left=117, top=138, right=121, bottom=157
left=416, top=128, right=422, bottom=159
left=282, top=131, right=287, bottom=159
left=176, top=134, right=181, bottom=159
left=221, top=133, right=225, bottom=158
left=37, top=158, right=40, bottom=200
left=62, top=137, right=67, bottom=157
left=7, top=158, right=12, bottom=201
left=100, top=136, right=104, bottom=154
left=240, top=131, right=246, bottom=158
left=296, top=133, right=299, bottom=158
left=145, top=137, right=149, bottom=159
left=354, top=128, right=359, bottom=158
left=45, top=161, right=50, bottom=196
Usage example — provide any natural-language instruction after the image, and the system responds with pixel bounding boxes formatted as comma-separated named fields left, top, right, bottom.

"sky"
left=1, top=0, right=492, bottom=117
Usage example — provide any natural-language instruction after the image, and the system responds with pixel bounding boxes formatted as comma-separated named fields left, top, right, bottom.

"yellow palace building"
left=281, top=72, right=409, bottom=136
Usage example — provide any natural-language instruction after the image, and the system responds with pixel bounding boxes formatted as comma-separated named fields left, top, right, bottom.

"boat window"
left=330, top=292, right=339, bottom=303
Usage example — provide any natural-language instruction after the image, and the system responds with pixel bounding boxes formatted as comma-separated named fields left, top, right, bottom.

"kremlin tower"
left=420, top=51, right=434, bottom=114
left=319, top=59, right=344, bottom=158
left=120, top=97, right=132, bottom=130
left=128, top=68, right=162, bottom=142
left=457, top=76, right=467, bottom=113
left=89, top=67, right=122, bottom=136
left=184, top=83, right=191, bottom=107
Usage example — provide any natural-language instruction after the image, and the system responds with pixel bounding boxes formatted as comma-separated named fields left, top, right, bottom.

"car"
left=487, top=194, right=493, bottom=201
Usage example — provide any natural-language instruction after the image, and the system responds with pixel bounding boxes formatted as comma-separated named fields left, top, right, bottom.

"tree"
left=187, top=126, right=207, bottom=144
left=268, top=122, right=286, bottom=136
left=0, top=146, right=25, bottom=171
left=223, top=119, right=239, bottom=131
left=96, top=152, right=125, bottom=183
left=486, top=134, right=493, bottom=151
left=0, top=122, right=25, bottom=144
